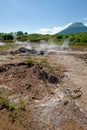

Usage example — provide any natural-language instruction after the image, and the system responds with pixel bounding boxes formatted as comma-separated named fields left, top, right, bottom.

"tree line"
left=0, top=31, right=87, bottom=47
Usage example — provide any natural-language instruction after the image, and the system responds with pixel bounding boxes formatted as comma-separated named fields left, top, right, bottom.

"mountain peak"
left=69, top=22, right=85, bottom=27
left=58, top=22, right=87, bottom=34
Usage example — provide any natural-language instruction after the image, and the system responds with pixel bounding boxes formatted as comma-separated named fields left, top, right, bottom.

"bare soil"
left=0, top=50, right=87, bottom=130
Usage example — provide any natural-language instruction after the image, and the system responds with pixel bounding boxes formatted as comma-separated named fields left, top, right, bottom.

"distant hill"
left=58, top=22, right=87, bottom=34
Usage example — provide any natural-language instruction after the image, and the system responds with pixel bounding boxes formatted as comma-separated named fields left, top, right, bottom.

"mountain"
left=58, top=22, right=87, bottom=34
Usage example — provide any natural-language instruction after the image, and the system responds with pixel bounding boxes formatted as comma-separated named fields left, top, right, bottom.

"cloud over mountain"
left=37, top=23, right=72, bottom=34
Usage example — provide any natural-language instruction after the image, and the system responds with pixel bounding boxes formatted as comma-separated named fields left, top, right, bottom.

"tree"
left=16, top=31, right=24, bottom=36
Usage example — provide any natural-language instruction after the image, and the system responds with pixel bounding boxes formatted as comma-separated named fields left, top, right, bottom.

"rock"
left=37, top=69, right=48, bottom=81
left=10, top=47, right=48, bottom=56
left=33, top=63, right=59, bottom=84
left=26, top=84, right=32, bottom=91
left=48, top=74, right=59, bottom=83
left=10, top=47, right=36, bottom=55
left=0, top=66, right=6, bottom=72
left=17, top=47, right=29, bottom=53
left=64, top=100, right=69, bottom=105
left=37, top=50, right=46, bottom=55
left=71, top=88, right=82, bottom=99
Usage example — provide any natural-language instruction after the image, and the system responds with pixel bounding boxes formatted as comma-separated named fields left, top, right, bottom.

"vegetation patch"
left=0, top=43, right=18, bottom=54
left=25, top=57, right=35, bottom=67
left=18, top=96, right=26, bottom=111
left=33, top=60, right=60, bottom=84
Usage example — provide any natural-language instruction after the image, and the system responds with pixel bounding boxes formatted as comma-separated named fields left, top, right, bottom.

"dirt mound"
left=10, top=47, right=46, bottom=56
left=0, top=61, right=63, bottom=100
left=33, top=63, right=60, bottom=83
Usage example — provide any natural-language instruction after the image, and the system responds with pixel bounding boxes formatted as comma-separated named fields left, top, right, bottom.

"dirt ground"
left=0, top=49, right=87, bottom=130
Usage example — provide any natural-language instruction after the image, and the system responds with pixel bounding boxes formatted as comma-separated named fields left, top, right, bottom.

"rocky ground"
left=0, top=47, right=87, bottom=130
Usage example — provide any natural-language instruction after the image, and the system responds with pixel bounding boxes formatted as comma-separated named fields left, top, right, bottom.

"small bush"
left=0, top=94, right=16, bottom=123
left=40, top=58, right=52, bottom=70
left=0, top=95, right=15, bottom=112
left=26, top=58, right=35, bottom=67
left=11, top=111, right=16, bottom=123
left=18, top=96, right=26, bottom=111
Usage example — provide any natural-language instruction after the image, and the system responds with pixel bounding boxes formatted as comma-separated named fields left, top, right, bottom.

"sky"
left=0, top=0, right=87, bottom=34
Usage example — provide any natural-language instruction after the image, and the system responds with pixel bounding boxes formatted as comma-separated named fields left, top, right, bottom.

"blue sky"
left=0, top=0, right=87, bottom=34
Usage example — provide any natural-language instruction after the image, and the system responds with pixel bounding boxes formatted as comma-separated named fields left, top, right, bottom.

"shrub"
left=11, top=111, right=16, bottom=123
left=40, top=58, right=52, bottom=70
left=0, top=94, right=17, bottom=123
left=0, top=95, right=15, bottom=112
left=18, top=96, right=26, bottom=111
left=26, top=58, right=35, bottom=67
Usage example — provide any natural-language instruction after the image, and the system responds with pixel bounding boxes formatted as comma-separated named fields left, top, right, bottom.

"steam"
left=61, top=39, right=70, bottom=50
left=15, top=39, right=71, bottom=55
left=35, top=42, right=58, bottom=52
left=0, top=42, right=5, bottom=46
left=15, top=40, right=59, bottom=52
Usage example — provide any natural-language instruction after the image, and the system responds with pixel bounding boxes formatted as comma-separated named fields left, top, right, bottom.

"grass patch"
left=0, top=43, right=18, bottom=54
left=40, top=58, right=52, bottom=70
left=40, top=58, right=59, bottom=72
left=0, top=94, right=16, bottom=123
left=25, top=57, right=35, bottom=67
left=18, top=96, right=26, bottom=111
left=0, top=94, right=15, bottom=112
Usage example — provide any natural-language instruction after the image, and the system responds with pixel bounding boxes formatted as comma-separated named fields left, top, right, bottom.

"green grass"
left=0, top=43, right=18, bottom=54
left=25, top=57, right=35, bottom=67
left=0, top=94, right=15, bottom=112
left=0, top=94, right=16, bottom=123
left=18, top=96, right=26, bottom=111
left=40, top=58, right=53, bottom=71
left=0, top=94, right=27, bottom=123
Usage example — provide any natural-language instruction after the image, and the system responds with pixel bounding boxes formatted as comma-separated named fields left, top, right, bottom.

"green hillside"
left=0, top=30, right=87, bottom=48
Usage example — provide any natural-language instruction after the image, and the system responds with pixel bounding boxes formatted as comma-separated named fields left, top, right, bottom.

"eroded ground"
left=0, top=49, right=87, bottom=130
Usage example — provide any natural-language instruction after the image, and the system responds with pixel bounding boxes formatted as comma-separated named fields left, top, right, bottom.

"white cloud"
left=37, top=23, right=72, bottom=34
left=63, top=23, right=72, bottom=29
left=83, top=17, right=87, bottom=21
left=84, top=23, right=87, bottom=26
left=37, top=27, right=62, bottom=34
